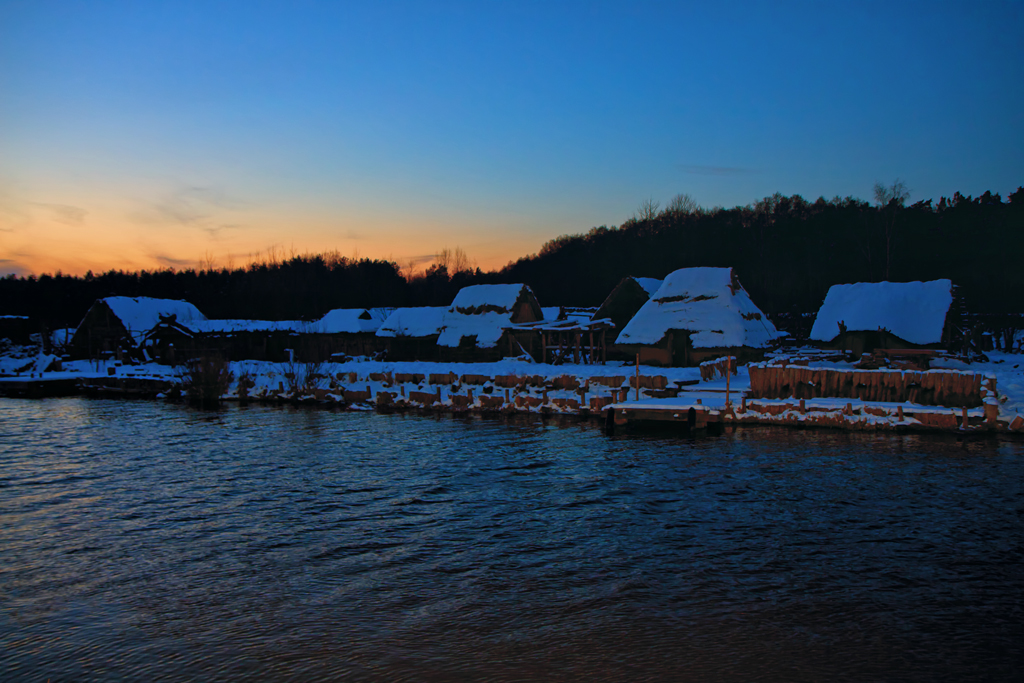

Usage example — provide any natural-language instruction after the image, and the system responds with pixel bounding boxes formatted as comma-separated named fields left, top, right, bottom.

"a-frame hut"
left=437, top=284, right=543, bottom=362
left=614, top=267, right=777, bottom=366
left=593, top=276, right=662, bottom=340
left=809, top=279, right=956, bottom=357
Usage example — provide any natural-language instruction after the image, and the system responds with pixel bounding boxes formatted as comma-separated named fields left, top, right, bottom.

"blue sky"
left=1, top=0, right=1021, bottom=276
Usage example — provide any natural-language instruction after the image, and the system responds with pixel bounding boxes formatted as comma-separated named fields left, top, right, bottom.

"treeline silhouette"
left=2, top=186, right=1021, bottom=331
left=501, top=187, right=1024, bottom=316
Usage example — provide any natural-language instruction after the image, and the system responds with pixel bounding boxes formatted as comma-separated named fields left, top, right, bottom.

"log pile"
left=747, top=363, right=986, bottom=408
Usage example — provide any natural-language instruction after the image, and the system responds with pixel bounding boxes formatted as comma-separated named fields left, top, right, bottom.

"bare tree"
left=873, top=179, right=910, bottom=280
left=199, top=251, right=218, bottom=273
left=665, top=192, right=699, bottom=215
left=635, top=197, right=661, bottom=221
left=435, top=246, right=474, bottom=274
left=873, top=179, right=910, bottom=208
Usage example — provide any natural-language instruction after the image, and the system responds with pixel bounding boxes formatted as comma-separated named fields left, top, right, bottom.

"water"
left=1, top=398, right=1021, bottom=682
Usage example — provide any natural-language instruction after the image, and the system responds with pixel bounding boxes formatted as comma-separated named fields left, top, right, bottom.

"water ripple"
left=1, top=398, right=1022, bottom=681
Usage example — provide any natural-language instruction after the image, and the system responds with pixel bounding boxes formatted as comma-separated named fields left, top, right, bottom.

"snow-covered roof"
left=100, top=296, right=207, bottom=344
left=634, top=277, right=663, bottom=296
left=316, top=307, right=392, bottom=334
left=437, top=284, right=538, bottom=348
left=376, top=307, right=447, bottom=338
left=50, top=328, right=75, bottom=346
left=809, top=279, right=953, bottom=344
left=542, top=307, right=561, bottom=321
left=449, top=283, right=526, bottom=311
left=189, top=319, right=310, bottom=334
left=617, top=267, right=778, bottom=348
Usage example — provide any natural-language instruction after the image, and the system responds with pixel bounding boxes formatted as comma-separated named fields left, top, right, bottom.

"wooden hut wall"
left=821, top=329, right=945, bottom=357
left=593, top=280, right=652, bottom=340
left=301, top=332, right=383, bottom=361
left=615, top=330, right=767, bottom=367
left=67, top=302, right=131, bottom=360
left=380, top=335, right=442, bottom=362
left=438, top=336, right=507, bottom=363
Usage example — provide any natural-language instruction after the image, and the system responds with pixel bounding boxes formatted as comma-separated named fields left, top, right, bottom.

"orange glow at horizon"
left=1, top=200, right=547, bottom=278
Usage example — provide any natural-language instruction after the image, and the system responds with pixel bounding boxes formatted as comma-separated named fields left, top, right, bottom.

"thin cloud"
left=202, top=223, right=242, bottom=238
left=0, top=258, right=32, bottom=277
left=404, top=253, right=437, bottom=266
left=31, top=202, right=87, bottom=225
left=345, top=230, right=365, bottom=240
left=151, top=254, right=196, bottom=269
left=677, top=164, right=757, bottom=176
left=136, top=185, right=249, bottom=227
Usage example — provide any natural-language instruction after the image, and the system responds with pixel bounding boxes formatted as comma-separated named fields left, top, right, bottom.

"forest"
left=2, top=186, right=1022, bottom=332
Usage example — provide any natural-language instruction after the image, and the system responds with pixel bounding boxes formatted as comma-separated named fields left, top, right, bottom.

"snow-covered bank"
left=3, top=350, right=1024, bottom=434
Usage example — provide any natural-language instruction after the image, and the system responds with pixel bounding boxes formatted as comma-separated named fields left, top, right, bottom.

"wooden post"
left=589, top=329, right=595, bottom=365
left=573, top=332, right=581, bottom=365
left=601, top=329, right=607, bottom=364
left=961, top=405, right=968, bottom=430
left=725, top=355, right=732, bottom=408
left=897, top=404, right=904, bottom=421
left=541, top=332, right=547, bottom=365
left=635, top=353, right=640, bottom=401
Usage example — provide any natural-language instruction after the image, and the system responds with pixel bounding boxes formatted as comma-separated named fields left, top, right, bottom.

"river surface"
left=1, top=398, right=1022, bottom=682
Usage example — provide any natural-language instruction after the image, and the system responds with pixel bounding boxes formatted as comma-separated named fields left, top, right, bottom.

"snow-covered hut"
left=809, top=279, right=955, bottom=356
left=437, top=284, right=543, bottom=361
left=375, top=307, right=447, bottom=361
left=614, top=267, right=778, bottom=366
left=69, top=296, right=207, bottom=361
left=309, top=307, right=393, bottom=359
left=143, top=317, right=311, bottom=363
left=593, top=276, right=662, bottom=341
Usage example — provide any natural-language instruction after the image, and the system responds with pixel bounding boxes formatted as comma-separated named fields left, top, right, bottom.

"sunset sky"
left=2, top=0, right=1021, bottom=277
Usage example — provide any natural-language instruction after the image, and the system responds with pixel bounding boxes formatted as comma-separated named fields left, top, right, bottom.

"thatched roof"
left=617, top=267, right=777, bottom=349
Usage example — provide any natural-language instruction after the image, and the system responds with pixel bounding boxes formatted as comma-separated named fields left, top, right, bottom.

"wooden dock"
left=0, top=376, right=81, bottom=398
left=607, top=393, right=1014, bottom=434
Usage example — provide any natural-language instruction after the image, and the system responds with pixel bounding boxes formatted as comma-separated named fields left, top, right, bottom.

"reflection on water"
left=1, top=398, right=1022, bottom=681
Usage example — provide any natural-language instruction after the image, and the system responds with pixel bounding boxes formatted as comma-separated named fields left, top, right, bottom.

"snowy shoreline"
left=3, top=351, right=1024, bottom=436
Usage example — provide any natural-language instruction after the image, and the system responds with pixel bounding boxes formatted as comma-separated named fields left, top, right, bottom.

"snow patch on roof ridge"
left=190, top=319, right=310, bottom=334
left=316, top=307, right=393, bottom=334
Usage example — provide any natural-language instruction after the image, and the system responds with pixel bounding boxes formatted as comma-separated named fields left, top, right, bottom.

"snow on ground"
left=3, top=345, right=1024, bottom=428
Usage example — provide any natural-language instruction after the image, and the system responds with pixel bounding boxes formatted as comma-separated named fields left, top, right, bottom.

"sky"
left=1, top=0, right=1022, bottom=277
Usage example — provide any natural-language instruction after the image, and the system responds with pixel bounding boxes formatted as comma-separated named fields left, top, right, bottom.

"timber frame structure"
left=505, top=318, right=615, bottom=365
